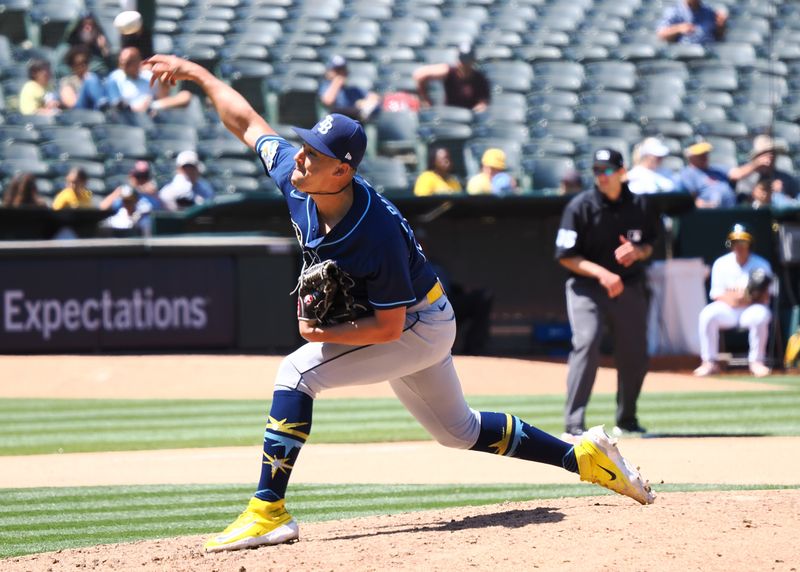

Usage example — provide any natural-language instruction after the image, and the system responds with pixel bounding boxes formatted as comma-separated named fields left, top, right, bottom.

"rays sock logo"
left=471, top=411, right=576, bottom=470
left=255, top=391, right=314, bottom=502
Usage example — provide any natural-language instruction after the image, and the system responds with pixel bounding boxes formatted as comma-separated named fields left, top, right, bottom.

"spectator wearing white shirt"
left=106, top=47, right=192, bottom=114
left=694, top=224, right=773, bottom=378
left=626, top=138, right=676, bottom=194
left=159, top=150, right=215, bottom=211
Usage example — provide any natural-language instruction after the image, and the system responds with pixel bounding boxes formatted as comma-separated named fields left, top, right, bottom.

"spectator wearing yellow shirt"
left=19, top=59, right=60, bottom=116
left=467, top=148, right=517, bottom=195
left=414, top=147, right=462, bottom=196
left=53, top=168, right=93, bottom=210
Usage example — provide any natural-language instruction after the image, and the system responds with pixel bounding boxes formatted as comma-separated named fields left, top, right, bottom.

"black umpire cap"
left=592, top=148, right=624, bottom=170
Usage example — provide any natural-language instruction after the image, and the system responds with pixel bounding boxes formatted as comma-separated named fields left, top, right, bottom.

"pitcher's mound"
left=3, top=490, right=797, bottom=572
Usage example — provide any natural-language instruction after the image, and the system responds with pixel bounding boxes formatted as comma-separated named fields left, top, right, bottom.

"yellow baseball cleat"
left=575, top=425, right=656, bottom=505
left=204, top=497, right=299, bottom=552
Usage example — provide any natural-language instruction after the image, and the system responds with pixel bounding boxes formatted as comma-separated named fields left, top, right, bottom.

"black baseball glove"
left=746, top=268, right=772, bottom=302
left=296, top=260, right=369, bottom=325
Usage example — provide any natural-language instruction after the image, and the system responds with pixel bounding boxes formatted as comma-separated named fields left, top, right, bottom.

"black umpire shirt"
left=554, top=183, right=659, bottom=282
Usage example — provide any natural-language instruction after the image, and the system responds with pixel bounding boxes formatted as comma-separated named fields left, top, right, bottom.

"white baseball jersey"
left=708, top=252, right=772, bottom=300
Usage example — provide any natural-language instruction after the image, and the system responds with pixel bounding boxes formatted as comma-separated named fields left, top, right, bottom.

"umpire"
left=554, top=148, right=659, bottom=439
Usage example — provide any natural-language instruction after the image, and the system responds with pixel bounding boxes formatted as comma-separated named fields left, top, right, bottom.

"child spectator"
left=19, top=59, right=60, bottom=116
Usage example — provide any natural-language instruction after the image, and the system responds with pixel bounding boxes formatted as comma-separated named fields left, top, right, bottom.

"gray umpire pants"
left=564, top=276, right=649, bottom=430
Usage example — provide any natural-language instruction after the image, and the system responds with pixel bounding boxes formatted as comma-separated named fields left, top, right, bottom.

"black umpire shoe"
left=611, top=422, right=648, bottom=438
left=561, top=426, right=586, bottom=442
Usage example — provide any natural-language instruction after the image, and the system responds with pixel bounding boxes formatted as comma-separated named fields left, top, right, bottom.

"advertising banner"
left=0, top=257, right=235, bottom=351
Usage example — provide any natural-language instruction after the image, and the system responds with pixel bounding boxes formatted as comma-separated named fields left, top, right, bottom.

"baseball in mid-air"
left=114, top=10, right=142, bottom=35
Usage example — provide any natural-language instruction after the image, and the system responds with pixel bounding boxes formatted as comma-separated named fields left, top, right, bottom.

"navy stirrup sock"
left=255, top=390, right=314, bottom=502
left=470, top=411, right=579, bottom=474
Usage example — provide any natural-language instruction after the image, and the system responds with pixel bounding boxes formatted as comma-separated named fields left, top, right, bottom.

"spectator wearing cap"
left=554, top=148, right=659, bottom=439
left=59, top=46, right=111, bottom=111
left=467, top=148, right=517, bottom=195
left=414, top=43, right=490, bottom=112
left=657, top=0, right=727, bottom=45
left=106, top=47, right=192, bottom=117
left=626, top=137, right=676, bottom=194
left=52, top=167, right=93, bottom=210
left=19, top=59, right=60, bottom=116
left=100, top=160, right=163, bottom=211
left=318, top=55, right=381, bottom=122
left=159, top=151, right=214, bottom=211
left=730, top=135, right=799, bottom=200
left=559, top=169, right=584, bottom=196
left=676, top=142, right=737, bottom=208
left=414, top=146, right=463, bottom=196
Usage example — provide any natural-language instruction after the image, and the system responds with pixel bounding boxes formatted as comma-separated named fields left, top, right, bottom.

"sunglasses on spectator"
left=593, top=167, right=618, bottom=176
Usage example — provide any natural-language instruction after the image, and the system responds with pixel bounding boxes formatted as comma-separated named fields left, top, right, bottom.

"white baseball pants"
left=698, top=301, right=771, bottom=363
left=274, top=295, right=482, bottom=449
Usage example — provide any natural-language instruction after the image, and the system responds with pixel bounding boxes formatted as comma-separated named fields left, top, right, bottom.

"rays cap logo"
left=292, top=113, right=367, bottom=169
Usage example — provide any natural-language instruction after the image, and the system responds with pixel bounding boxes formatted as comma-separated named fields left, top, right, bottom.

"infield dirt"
left=0, top=355, right=797, bottom=571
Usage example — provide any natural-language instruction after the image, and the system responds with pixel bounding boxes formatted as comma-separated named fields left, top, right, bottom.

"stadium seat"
left=534, top=122, right=589, bottom=143
left=266, top=75, right=320, bottom=128
left=29, top=2, right=80, bottom=48
left=523, top=138, right=577, bottom=158
left=358, top=156, right=410, bottom=196
left=55, top=109, right=107, bottom=127
left=0, top=125, right=40, bottom=144
left=643, top=120, right=694, bottom=140
left=0, top=0, right=32, bottom=44
left=523, top=156, right=576, bottom=191
left=375, top=110, right=420, bottom=157
left=1, top=141, right=40, bottom=161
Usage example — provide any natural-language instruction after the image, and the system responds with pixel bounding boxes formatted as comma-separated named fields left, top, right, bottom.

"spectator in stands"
left=694, top=224, right=772, bottom=378
left=59, top=46, right=110, bottom=111
left=414, top=43, right=490, bottom=112
left=102, top=186, right=153, bottom=235
left=676, top=142, right=736, bottom=208
left=106, top=47, right=192, bottom=115
left=52, top=167, right=93, bottom=210
left=100, top=160, right=163, bottom=211
left=19, top=59, right=60, bottom=116
left=750, top=177, right=799, bottom=210
left=731, top=135, right=799, bottom=200
left=657, top=0, right=727, bottom=45
left=467, top=149, right=517, bottom=195
left=559, top=169, right=584, bottom=196
left=413, top=146, right=463, bottom=196
left=2, top=173, right=47, bottom=207
left=318, top=55, right=381, bottom=122
left=159, top=150, right=214, bottom=211
left=626, top=137, right=676, bottom=194
left=66, top=12, right=111, bottom=62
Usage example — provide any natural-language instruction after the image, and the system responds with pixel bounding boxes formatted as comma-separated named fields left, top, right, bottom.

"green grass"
left=1, top=386, right=800, bottom=455
left=1, top=482, right=798, bottom=559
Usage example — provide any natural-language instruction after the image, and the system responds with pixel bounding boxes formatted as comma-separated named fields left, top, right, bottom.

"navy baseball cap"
left=292, top=113, right=367, bottom=169
left=592, top=148, right=624, bottom=169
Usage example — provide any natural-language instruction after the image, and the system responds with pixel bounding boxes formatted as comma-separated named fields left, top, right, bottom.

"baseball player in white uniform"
left=694, top=224, right=773, bottom=377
